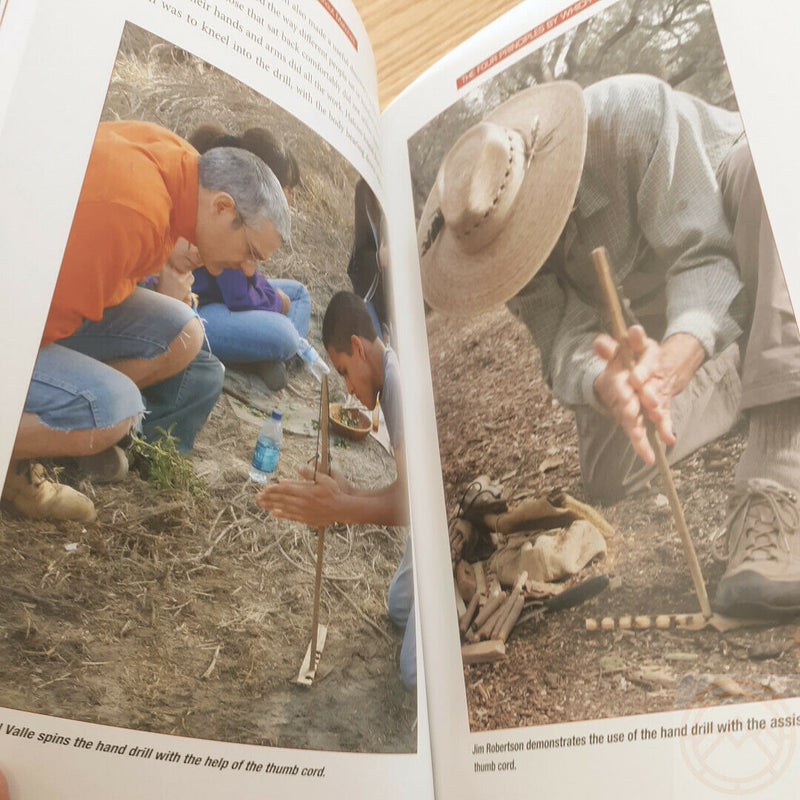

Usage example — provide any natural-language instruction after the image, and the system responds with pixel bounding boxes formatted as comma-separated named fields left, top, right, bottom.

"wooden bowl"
left=329, top=403, right=371, bottom=441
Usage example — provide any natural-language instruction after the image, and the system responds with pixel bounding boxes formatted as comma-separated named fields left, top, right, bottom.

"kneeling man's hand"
left=256, top=471, right=343, bottom=527
left=593, top=326, right=704, bottom=465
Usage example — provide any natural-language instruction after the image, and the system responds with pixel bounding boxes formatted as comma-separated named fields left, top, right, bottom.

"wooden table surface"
left=352, top=0, right=521, bottom=108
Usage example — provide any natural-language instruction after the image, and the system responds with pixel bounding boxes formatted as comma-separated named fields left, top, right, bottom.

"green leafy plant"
left=129, top=427, right=207, bottom=499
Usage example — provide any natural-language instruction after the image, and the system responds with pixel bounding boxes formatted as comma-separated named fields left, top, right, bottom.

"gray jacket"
left=508, top=74, right=744, bottom=409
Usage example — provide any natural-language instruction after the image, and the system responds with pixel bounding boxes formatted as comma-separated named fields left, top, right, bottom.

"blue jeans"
left=26, top=288, right=224, bottom=453
left=387, top=537, right=416, bottom=688
left=199, top=279, right=311, bottom=363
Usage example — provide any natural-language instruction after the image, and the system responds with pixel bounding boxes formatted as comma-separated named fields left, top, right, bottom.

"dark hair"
left=347, top=178, right=387, bottom=328
left=188, top=123, right=226, bottom=155
left=322, top=291, right=378, bottom=354
left=188, top=124, right=300, bottom=190
left=240, top=128, right=301, bottom=189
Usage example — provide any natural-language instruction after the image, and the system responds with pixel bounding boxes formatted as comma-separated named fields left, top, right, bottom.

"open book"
left=2, top=0, right=800, bottom=797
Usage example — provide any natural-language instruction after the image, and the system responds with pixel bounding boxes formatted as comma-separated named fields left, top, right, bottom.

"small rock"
left=748, top=641, right=785, bottom=661
left=664, top=651, right=698, bottom=662
left=630, top=667, right=675, bottom=688
left=655, top=543, right=675, bottom=562
left=600, top=655, right=626, bottom=673
left=539, top=455, right=564, bottom=473
left=543, top=672, right=560, bottom=689
left=703, top=444, right=727, bottom=459
left=711, top=676, right=746, bottom=696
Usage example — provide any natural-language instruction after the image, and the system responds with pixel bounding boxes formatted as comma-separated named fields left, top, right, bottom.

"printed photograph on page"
left=407, top=0, right=800, bottom=732
left=0, top=21, right=415, bottom=754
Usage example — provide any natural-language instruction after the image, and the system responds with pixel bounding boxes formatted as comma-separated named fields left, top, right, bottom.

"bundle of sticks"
left=457, top=570, right=528, bottom=664
left=450, top=482, right=614, bottom=664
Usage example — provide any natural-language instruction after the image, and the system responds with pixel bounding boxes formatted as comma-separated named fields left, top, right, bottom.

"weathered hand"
left=593, top=325, right=675, bottom=464
left=256, top=472, right=343, bottom=527
left=593, top=327, right=706, bottom=464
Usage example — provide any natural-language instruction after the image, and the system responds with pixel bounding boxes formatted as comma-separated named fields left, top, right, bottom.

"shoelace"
left=712, top=481, right=800, bottom=564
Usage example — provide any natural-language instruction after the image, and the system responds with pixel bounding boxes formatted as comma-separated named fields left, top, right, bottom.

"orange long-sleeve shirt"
left=43, top=121, right=199, bottom=345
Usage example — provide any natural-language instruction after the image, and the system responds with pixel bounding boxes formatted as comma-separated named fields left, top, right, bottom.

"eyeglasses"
left=237, top=209, right=263, bottom=263
left=242, top=225, right=263, bottom=263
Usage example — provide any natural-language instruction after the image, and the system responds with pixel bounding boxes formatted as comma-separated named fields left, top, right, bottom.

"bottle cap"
left=271, top=409, right=283, bottom=421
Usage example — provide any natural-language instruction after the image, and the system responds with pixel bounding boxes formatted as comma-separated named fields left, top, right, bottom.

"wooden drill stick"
left=309, top=373, right=331, bottom=666
left=296, top=374, right=331, bottom=686
left=591, top=247, right=712, bottom=618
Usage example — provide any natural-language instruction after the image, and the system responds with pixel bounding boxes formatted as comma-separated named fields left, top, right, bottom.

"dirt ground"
left=0, top=27, right=415, bottom=755
left=427, top=306, right=800, bottom=731
left=0, top=377, right=414, bottom=753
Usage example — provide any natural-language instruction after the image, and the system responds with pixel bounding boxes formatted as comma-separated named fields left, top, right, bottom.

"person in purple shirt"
left=191, top=261, right=310, bottom=387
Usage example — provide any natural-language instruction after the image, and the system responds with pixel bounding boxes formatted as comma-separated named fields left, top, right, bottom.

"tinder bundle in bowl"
left=329, top=403, right=371, bottom=441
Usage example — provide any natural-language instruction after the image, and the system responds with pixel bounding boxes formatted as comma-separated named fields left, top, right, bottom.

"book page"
left=380, top=0, right=800, bottom=798
left=0, top=1, right=431, bottom=798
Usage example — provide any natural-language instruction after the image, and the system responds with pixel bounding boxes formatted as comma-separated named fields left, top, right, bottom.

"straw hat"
left=418, top=81, right=587, bottom=316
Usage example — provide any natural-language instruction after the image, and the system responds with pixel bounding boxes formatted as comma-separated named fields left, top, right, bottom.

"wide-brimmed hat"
left=418, top=81, right=587, bottom=316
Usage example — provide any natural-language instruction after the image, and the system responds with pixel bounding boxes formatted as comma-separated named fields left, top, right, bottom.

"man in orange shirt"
left=3, top=121, right=290, bottom=521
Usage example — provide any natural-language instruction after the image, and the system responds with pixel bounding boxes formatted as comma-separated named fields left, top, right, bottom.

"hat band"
left=421, top=116, right=549, bottom=258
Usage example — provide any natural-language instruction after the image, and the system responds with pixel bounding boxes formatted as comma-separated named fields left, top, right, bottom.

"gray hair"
left=197, top=147, right=291, bottom=242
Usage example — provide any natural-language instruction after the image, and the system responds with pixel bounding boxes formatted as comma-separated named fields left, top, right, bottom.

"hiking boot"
left=74, top=445, right=129, bottom=484
left=2, top=461, right=96, bottom=522
left=713, top=479, right=800, bottom=618
left=256, top=360, right=288, bottom=392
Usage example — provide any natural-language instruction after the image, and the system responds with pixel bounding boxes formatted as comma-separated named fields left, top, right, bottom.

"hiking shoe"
left=287, top=354, right=305, bottom=373
left=75, top=445, right=129, bottom=484
left=256, top=360, right=288, bottom=392
left=713, top=479, right=800, bottom=618
left=2, top=461, right=96, bottom=522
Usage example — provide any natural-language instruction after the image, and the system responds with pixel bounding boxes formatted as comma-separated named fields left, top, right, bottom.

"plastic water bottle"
left=250, top=410, right=283, bottom=483
left=297, top=337, right=331, bottom=382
